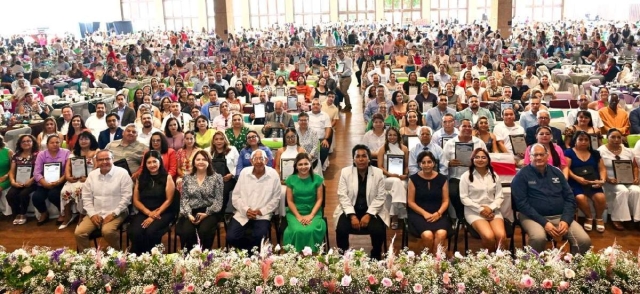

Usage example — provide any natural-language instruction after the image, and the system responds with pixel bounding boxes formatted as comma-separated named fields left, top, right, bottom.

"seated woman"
left=0, top=135, right=13, bottom=211
left=588, top=87, right=610, bottom=111
left=65, top=115, right=89, bottom=151
left=225, top=113, right=250, bottom=152
left=459, top=148, right=506, bottom=252
left=59, top=131, right=99, bottom=229
left=193, top=115, right=215, bottom=149
left=473, top=116, right=499, bottom=153
left=274, top=128, right=307, bottom=211
left=366, top=102, right=399, bottom=132
left=129, top=150, right=176, bottom=255
left=177, top=150, right=224, bottom=250
left=175, top=131, right=201, bottom=190
left=225, top=88, right=243, bottom=114
left=362, top=113, right=388, bottom=160
left=164, top=117, right=184, bottom=151
left=212, top=101, right=233, bottom=132
left=6, top=134, right=38, bottom=225
left=37, top=118, right=64, bottom=154
left=33, top=135, right=70, bottom=225
left=565, top=130, right=607, bottom=232
left=159, top=97, right=173, bottom=120
left=599, top=129, right=640, bottom=231
left=236, top=130, right=274, bottom=176
left=407, top=151, right=450, bottom=254
left=149, top=132, right=177, bottom=179
left=377, top=127, right=408, bottom=230
left=209, top=131, right=239, bottom=213
left=295, top=112, right=321, bottom=174
left=524, top=126, right=568, bottom=172
left=563, top=110, right=602, bottom=149
left=534, top=75, right=556, bottom=102
left=283, top=153, right=326, bottom=252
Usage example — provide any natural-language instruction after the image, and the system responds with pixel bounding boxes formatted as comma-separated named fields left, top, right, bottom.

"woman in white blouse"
left=600, top=129, right=640, bottom=231
left=459, top=148, right=506, bottom=252
left=208, top=131, right=239, bottom=214
left=377, top=127, right=409, bottom=230
left=362, top=113, right=387, bottom=161
left=367, top=62, right=391, bottom=84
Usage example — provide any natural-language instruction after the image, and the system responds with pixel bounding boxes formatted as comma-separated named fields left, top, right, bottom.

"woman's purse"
left=571, top=165, right=598, bottom=195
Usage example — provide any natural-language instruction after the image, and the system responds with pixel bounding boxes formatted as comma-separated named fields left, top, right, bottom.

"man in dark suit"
left=261, top=101, right=294, bottom=138
left=249, top=90, right=274, bottom=125
left=110, top=93, right=136, bottom=126
left=56, top=105, right=73, bottom=135
left=525, top=109, right=564, bottom=149
left=98, top=113, right=124, bottom=149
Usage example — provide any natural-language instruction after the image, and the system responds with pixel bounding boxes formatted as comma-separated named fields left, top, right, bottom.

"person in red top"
left=180, top=31, right=188, bottom=42
left=170, top=33, right=179, bottom=46
left=80, top=64, right=95, bottom=84
left=107, top=45, right=118, bottom=64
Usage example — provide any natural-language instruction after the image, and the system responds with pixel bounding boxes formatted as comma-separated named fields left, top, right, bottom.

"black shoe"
left=37, top=218, right=50, bottom=226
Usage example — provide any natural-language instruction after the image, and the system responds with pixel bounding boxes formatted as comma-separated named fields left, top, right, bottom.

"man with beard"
left=136, top=112, right=162, bottom=146
left=454, top=95, right=494, bottom=129
left=98, top=113, right=123, bottom=149
left=110, top=94, right=136, bottom=126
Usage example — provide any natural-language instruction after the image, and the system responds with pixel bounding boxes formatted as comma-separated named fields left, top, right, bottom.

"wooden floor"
left=1, top=85, right=639, bottom=255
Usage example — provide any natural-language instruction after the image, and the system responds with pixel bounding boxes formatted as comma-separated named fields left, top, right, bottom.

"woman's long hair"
left=150, top=131, right=169, bottom=154
left=164, top=117, right=183, bottom=138
left=210, top=131, right=231, bottom=156
left=138, top=150, right=168, bottom=191
left=536, top=126, right=561, bottom=167
left=66, top=115, right=86, bottom=141
left=292, top=152, right=314, bottom=181
left=383, top=127, right=403, bottom=154
left=72, top=131, right=98, bottom=156
left=467, top=148, right=496, bottom=183
left=190, top=150, right=214, bottom=176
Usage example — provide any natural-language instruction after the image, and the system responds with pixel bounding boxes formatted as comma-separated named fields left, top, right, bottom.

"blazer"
left=56, top=116, right=68, bottom=132
left=261, top=112, right=295, bottom=138
left=629, top=107, right=640, bottom=134
left=110, top=106, right=136, bottom=126
left=98, top=127, right=124, bottom=149
left=333, top=166, right=390, bottom=229
left=525, top=125, right=564, bottom=149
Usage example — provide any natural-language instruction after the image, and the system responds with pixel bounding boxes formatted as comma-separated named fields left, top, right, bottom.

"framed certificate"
left=43, top=162, right=61, bottom=183
left=280, top=158, right=295, bottom=180
left=405, top=135, right=420, bottom=149
left=408, top=86, right=418, bottom=99
left=613, top=160, right=634, bottom=184
left=254, top=103, right=266, bottom=119
left=590, top=135, right=599, bottom=150
left=455, top=142, right=474, bottom=166
left=298, top=63, right=306, bottom=73
left=501, top=102, right=513, bottom=110
left=287, top=96, right=298, bottom=111
left=275, top=87, right=286, bottom=98
left=294, top=56, right=300, bottom=63
left=208, top=105, right=220, bottom=120
left=113, top=158, right=131, bottom=176
left=15, top=164, right=33, bottom=184
left=386, top=154, right=404, bottom=175
left=70, top=156, right=88, bottom=178
left=189, top=120, right=195, bottom=131
left=509, top=134, right=527, bottom=155
left=337, top=62, right=344, bottom=73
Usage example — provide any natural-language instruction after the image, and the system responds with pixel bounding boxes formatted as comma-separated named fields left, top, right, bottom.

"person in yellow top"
left=193, top=115, right=215, bottom=149
left=598, top=94, right=630, bottom=141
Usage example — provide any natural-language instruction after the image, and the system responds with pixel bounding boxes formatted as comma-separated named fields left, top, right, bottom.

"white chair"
left=4, top=127, right=32, bottom=151
left=582, top=81, right=592, bottom=96
left=101, top=88, right=117, bottom=96
left=70, top=101, right=90, bottom=121
left=102, top=97, right=116, bottom=113
left=44, top=95, right=60, bottom=106
left=549, top=121, right=566, bottom=133
left=555, top=91, right=573, bottom=100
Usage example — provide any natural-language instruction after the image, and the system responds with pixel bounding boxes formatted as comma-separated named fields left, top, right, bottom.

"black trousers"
left=6, top=186, right=36, bottom=215
left=128, top=211, right=175, bottom=255
left=335, top=213, right=386, bottom=260
left=176, top=210, right=220, bottom=250
left=226, top=218, right=270, bottom=251
left=448, top=178, right=463, bottom=219
left=222, top=178, right=237, bottom=214
left=32, top=185, right=62, bottom=214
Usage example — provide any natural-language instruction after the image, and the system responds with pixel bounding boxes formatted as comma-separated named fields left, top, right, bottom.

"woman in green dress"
left=0, top=135, right=13, bottom=193
left=283, top=153, right=325, bottom=252
left=224, top=113, right=250, bottom=151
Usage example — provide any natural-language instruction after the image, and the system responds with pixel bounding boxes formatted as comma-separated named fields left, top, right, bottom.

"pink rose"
left=77, top=285, right=87, bottom=294
left=185, top=283, right=195, bottom=292
left=413, top=283, right=423, bottom=293
left=290, top=277, right=298, bottom=286
left=457, top=283, right=466, bottom=293
left=55, top=284, right=64, bottom=294
left=443, top=272, right=451, bottom=285
left=611, top=286, right=623, bottom=294
left=143, top=284, right=157, bottom=294
left=542, top=279, right=553, bottom=289
left=255, top=285, right=263, bottom=294
left=302, top=246, right=313, bottom=256
left=46, top=270, right=55, bottom=282
left=493, top=276, right=500, bottom=284
left=520, top=275, right=534, bottom=288
left=367, top=275, right=378, bottom=285
left=341, top=275, right=352, bottom=287
left=274, top=275, right=285, bottom=287
left=381, top=278, right=393, bottom=287
left=558, top=281, right=570, bottom=291
left=395, top=270, right=404, bottom=281
left=105, top=283, right=112, bottom=292
left=244, top=258, right=252, bottom=266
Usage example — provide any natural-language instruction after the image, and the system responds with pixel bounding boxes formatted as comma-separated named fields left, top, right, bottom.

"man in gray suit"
left=110, top=93, right=136, bottom=126
left=261, top=101, right=294, bottom=138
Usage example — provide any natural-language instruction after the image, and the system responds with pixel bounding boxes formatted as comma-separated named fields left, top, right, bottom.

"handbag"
left=571, top=165, right=598, bottom=195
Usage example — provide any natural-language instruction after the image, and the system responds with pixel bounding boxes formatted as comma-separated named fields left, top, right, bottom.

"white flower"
left=107, top=248, right=115, bottom=255
left=407, top=251, right=415, bottom=258
left=21, top=265, right=32, bottom=274
left=189, top=245, right=202, bottom=256
left=274, top=244, right=281, bottom=252
left=341, top=275, right=352, bottom=287
left=564, top=268, right=575, bottom=279
left=302, top=246, right=313, bottom=256
left=290, top=277, right=299, bottom=286
left=150, top=247, right=160, bottom=256
left=203, top=281, right=211, bottom=288
left=381, top=277, right=392, bottom=287
left=46, top=270, right=55, bottom=281
left=454, top=252, right=464, bottom=259
left=604, top=246, right=614, bottom=256
left=328, top=249, right=334, bottom=255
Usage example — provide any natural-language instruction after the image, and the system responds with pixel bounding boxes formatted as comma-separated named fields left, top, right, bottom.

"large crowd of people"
left=1, top=18, right=640, bottom=258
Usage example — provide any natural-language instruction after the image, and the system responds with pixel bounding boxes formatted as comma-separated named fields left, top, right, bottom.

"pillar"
left=214, top=0, right=232, bottom=40
left=285, top=0, right=294, bottom=23
left=422, top=0, right=430, bottom=23
left=330, top=0, right=338, bottom=22
left=490, top=0, right=513, bottom=38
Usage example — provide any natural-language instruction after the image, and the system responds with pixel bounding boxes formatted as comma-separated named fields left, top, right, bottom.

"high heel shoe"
left=58, top=214, right=78, bottom=230
left=583, top=218, right=593, bottom=231
left=596, top=219, right=605, bottom=232
left=37, top=212, right=50, bottom=226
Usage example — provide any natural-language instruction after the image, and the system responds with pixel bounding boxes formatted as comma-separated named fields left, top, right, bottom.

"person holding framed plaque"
left=209, top=131, right=239, bottom=214
left=562, top=110, right=602, bottom=149
left=32, top=135, right=70, bottom=226
left=274, top=128, right=307, bottom=187
left=599, top=128, right=640, bottom=231
left=377, top=127, right=409, bottom=230
left=59, top=131, right=99, bottom=229
left=565, top=131, right=608, bottom=232
left=6, top=134, right=38, bottom=225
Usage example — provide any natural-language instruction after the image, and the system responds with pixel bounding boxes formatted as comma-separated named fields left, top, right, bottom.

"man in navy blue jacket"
left=98, top=113, right=123, bottom=149
left=512, top=143, right=591, bottom=254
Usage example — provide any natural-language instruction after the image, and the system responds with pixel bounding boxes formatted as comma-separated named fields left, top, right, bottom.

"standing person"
left=283, top=153, right=326, bottom=252
left=177, top=150, right=223, bottom=250
left=336, top=49, right=353, bottom=112
left=407, top=151, right=450, bottom=254
left=128, top=151, right=176, bottom=255
left=459, top=148, right=506, bottom=252
left=6, top=134, right=37, bottom=225
left=32, top=135, right=70, bottom=225
left=74, top=150, right=132, bottom=252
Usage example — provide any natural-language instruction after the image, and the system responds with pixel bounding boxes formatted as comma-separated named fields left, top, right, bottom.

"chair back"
left=70, top=101, right=90, bottom=121
left=5, top=127, right=32, bottom=151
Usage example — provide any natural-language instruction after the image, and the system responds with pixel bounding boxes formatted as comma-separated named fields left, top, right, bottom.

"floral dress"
left=60, top=154, right=95, bottom=215
left=225, top=127, right=250, bottom=151
left=176, top=147, right=202, bottom=177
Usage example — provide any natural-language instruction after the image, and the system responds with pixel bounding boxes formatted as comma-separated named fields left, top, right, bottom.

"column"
left=214, top=0, right=232, bottom=40
left=490, top=0, right=513, bottom=38
left=330, top=0, right=338, bottom=22
left=375, top=0, right=384, bottom=21
left=422, top=0, right=430, bottom=23
left=285, top=0, right=294, bottom=23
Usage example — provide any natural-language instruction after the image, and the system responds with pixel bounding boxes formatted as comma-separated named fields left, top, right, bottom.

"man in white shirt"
left=85, top=102, right=108, bottom=138
left=459, top=59, right=480, bottom=79
left=74, top=150, right=133, bottom=251
left=309, top=98, right=333, bottom=166
left=161, top=101, right=193, bottom=131
left=227, top=149, right=281, bottom=251
left=434, top=64, right=451, bottom=84
left=321, top=92, right=340, bottom=127
left=137, top=112, right=162, bottom=146
left=431, top=113, right=459, bottom=148
left=522, top=65, right=540, bottom=89
left=565, top=94, right=604, bottom=130
left=58, top=106, right=74, bottom=136
left=493, top=108, right=525, bottom=156
left=408, top=126, right=444, bottom=175
left=213, top=71, right=230, bottom=91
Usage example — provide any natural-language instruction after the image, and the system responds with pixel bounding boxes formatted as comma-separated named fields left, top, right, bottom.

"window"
left=338, top=0, right=375, bottom=22
left=383, top=0, right=422, bottom=25
left=121, top=0, right=159, bottom=31
left=206, top=0, right=215, bottom=32
left=514, top=0, right=562, bottom=23
left=476, top=0, right=491, bottom=22
left=249, top=0, right=286, bottom=29
left=293, top=0, right=330, bottom=28
left=233, top=0, right=244, bottom=33
left=430, top=0, right=468, bottom=25
left=163, top=0, right=199, bottom=31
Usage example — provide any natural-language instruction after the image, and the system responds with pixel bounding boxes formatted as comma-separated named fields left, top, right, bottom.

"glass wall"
left=293, top=0, right=330, bottom=28
left=248, top=0, right=286, bottom=29
left=476, top=0, right=491, bottom=22
left=233, top=0, right=245, bottom=32
left=430, top=0, right=468, bottom=24
left=206, top=0, right=215, bottom=32
left=383, top=0, right=422, bottom=25
left=121, top=0, right=159, bottom=31
left=163, top=0, right=199, bottom=31
left=514, top=0, right=563, bottom=22
left=338, top=0, right=376, bottom=22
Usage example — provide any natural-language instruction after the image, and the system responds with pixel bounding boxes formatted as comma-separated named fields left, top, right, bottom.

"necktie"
left=274, top=115, right=281, bottom=138
left=423, top=146, right=429, bottom=151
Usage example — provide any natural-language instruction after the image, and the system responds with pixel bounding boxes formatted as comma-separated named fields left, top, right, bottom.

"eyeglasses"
left=252, top=157, right=266, bottom=162
left=531, top=153, right=547, bottom=157
left=96, top=157, right=112, bottom=162
left=538, top=117, right=550, bottom=120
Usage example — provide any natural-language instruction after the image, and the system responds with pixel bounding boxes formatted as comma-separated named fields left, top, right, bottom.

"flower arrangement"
left=0, top=240, right=639, bottom=294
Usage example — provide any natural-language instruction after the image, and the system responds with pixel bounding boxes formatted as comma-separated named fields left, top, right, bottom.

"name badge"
left=552, top=177, right=560, bottom=184
left=244, top=153, right=251, bottom=160
left=527, top=181, right=537, bottom=185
